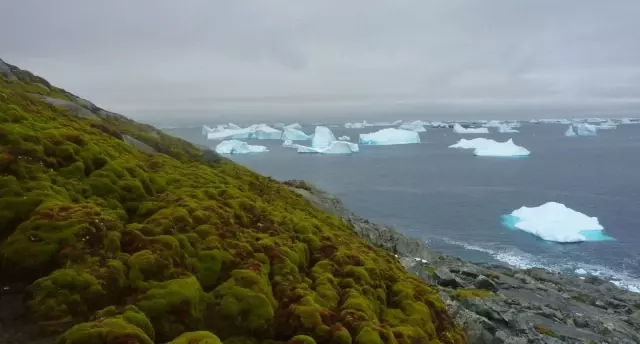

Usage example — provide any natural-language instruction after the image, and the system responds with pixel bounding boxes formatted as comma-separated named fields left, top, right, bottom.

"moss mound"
left=0, top=60, right=465, bottom=343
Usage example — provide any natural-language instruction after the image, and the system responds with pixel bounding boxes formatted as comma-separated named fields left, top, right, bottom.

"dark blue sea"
left=165, top=123, right=640, bottom=291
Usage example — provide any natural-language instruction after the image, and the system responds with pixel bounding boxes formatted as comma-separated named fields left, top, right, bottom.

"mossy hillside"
left=0, top=62, right=465, bottom=343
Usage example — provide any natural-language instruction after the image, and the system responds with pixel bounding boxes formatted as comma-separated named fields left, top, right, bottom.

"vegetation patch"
left=0, top=62, right=465, bottom=344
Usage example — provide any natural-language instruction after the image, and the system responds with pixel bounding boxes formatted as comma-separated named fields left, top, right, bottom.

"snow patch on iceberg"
left=565, top=126, right=576, bottom=137
left=359, top=128, right=420, bottom=145
left=338, top=135, right=351, bottom=141
left=215, top=140, right=268, bottom=154
left=503, top=202, right=614, bottom=243
left=453, top=123, right=489, bottom=134
left=449, top=138, right=530, bottom=156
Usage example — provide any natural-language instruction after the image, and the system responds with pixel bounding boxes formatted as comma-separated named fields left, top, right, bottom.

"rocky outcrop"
left=0, top=58, right=17, bottom=80
left=288, top=180, right=640, bottom=344
left=123, top=135, right=156, bottom=154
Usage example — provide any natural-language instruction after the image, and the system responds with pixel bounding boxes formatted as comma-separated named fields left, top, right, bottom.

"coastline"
left=285, top=180, right=640, bottom=343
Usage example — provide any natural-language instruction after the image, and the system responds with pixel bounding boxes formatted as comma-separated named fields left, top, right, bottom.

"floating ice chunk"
left=565, top=126, right=576, bottom=137
left=503, top=202, right=613, bottom=243
left=474, top=139, right=529, bottom=156
left=282, top=127, right=312, bottom=141
left=359, top=128, right=420, bottom=145
left=284, top=123, right=302, bottom=130
left=344, top=122, right=364, bottom=128
left=497, top=124, right=519, bottom=133
left=449, top=138, right=495, bottom=149
left=215, top=140, right=268, bottom=154
left=206, top=128, right=248, bottom=140
left=453, top=123, right=489, bottom=134
left=482, top=120, right=503, bottom=128
left=312, top=126, right=337, bottom=148
left=450, top=138, right=529, bottom=156
left=431, top=121, right=449, bottom=128
left=594, top=121, right=616, bottom=130
left=338, top=135, right=351, bottom=141
left=297, top=140, right=359, bottom=154
left=282, top=139, right=295, bottom=148
left=574, top=123, right=597, bottom=136
left=398, top=120, right=427, bottom=132
left=253, top=124, right=283, bottom=140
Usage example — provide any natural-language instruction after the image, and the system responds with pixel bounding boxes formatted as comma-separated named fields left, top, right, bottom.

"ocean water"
left=166, top=123, right=640, bottom=291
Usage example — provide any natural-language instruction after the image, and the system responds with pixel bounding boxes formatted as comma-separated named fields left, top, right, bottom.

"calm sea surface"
left=165, top=123, right=640, bottom=291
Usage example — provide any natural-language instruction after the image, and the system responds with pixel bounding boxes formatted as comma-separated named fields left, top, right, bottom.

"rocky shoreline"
left=285, top=180, right=640, bottom=344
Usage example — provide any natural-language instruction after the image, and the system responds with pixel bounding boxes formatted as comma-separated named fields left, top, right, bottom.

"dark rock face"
left=289, top=180, right=640, bottom=344
left=0, top=59, right=16, bottom=80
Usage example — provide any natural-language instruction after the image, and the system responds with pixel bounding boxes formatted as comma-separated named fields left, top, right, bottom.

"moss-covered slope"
left=0, top=59, right=465, bottom=344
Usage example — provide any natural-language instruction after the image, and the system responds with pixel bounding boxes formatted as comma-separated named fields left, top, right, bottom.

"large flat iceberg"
left=359, top=128, right=420, bottom=145
left=282, top=127, right=312, bottom=141
left=453, top=123, right=490, bottom=134
left=215, top=140, right=268, bottom=154
left=450, top=138, right=530, bottom=156
left=297, top=141, right=359, bottom=154
left=503, top=202, right=614, bottom=243
left=398, top=120, right=427, bottom=132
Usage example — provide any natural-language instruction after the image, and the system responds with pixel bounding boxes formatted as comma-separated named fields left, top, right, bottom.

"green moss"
left=288, top=335, right=316, bottom=344
left=209, top=269, right=277, bottom=337
left=534, top=326, right=557, bottom=338
left=136, top=276, right=209, bottom=342
left=355, top=326, right=384, bottom=344
left=0, top=62, right=464, bottom=344
left=56, top=306, right=154, bottom=344
left=168, top=331, right=222, bottom=344
left=194, top=249, right=233, bottom=290
left=453, top=288, right=493, bottom=300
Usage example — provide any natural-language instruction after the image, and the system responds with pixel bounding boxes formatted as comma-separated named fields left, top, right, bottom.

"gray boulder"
left=474, top=275, right=499, bottom=292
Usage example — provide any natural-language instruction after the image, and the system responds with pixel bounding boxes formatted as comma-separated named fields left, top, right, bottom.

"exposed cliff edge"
left=285, top=180, right=640, bottom=344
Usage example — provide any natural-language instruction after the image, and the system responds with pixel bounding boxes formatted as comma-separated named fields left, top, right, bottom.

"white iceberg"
left=311, top=126, right=337, bottom=148
left=574, top=123, right=597, bottom=136
left=482, top=120, right=503, bottom=128
left=282, top=127, right=312, bottom=141
left=253, top=124, right=283, bottom=140
left=206, top=124, right=282, bottom=140
left=284, top=123, right=302, bottom=130
left=359, top=128, right=420, bottom=145
left=297, top=140, right=359, bottom=154
left=215, top=140, right=268, bottom=154
left=453, top=123, right=490, bottom=134
left=227, top=123, right=242, bottom=130
left=344, top=122, right=365, bottom=129
left=474, top=139, right=530, bottom=156
left=449, top=138, right=495, bottom=149
left=338, top=135, right=351, bottom=141
left=594, top=121, right=616, bottom=130
left=398, top=120, right=427, bottom=132
left=450, top=138, right=530, bottom=156
left=206, top=128, right=249, bottom=140
left=282, top=139, right=295, bottom=148
left=431, top=121, right=449, bottom=128
left=503, top=202, right=613, bottom=243
left=497, top=123, right=519, bottom=133
left=565, top=126, right=576, bottom=137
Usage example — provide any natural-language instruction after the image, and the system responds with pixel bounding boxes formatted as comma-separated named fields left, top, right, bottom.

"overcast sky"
left=2, top=0, right=640, bottom=123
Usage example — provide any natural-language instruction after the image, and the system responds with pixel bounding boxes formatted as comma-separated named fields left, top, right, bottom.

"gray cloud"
left=2, top=0, right=640, bottom=123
